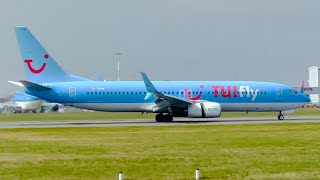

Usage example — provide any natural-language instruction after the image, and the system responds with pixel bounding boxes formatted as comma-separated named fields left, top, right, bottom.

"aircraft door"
left=69, top=87, right=77, bottom=101
left=276, top=87, right=283, bottom=101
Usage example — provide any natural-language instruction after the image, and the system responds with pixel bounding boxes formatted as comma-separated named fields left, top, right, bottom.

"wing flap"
left=157, top=94, right=192, bottom=106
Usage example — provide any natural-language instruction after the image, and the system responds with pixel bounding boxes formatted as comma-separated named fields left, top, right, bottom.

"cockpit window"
left=290, top=90, right=298, bottom=94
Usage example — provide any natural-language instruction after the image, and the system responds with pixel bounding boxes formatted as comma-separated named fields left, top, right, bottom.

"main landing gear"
left=278, top=113, right=285, bottom=120
left=155, top=113, right=173, bottom=122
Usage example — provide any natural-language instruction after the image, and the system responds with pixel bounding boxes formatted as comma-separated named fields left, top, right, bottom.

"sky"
left=1, top=0, right=320, bottom=96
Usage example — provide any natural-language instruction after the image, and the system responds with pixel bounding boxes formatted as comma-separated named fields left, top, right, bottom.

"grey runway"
left=0, top=116, right=320, bottom=128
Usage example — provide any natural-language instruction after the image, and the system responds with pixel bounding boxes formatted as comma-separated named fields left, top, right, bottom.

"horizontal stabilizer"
left=20, top=80, right=51, bottom=91
left=8, top=81, right=24, bottom=87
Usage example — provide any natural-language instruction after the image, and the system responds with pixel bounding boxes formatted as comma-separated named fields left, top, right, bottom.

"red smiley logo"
left=24, top=54, right=49, bottom=74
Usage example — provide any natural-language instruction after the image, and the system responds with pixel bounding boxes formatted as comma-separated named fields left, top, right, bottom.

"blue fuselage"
left=25, top=80, right=310, bottom=113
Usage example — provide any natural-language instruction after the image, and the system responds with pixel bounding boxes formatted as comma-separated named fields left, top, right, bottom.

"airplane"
left=12, top=91, right=43, bottom=113
left=0, top=90, right=62, bottom=114
left=7, top=81, right=43, bottom=113
left=11, top=26, right=310, bottom=122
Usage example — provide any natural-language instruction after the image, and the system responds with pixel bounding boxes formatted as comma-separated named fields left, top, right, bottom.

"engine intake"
left=187, top=102, right=221, bottom=118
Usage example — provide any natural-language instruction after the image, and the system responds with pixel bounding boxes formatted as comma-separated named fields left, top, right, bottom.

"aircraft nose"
left=301, top=94, right=311, bottom=103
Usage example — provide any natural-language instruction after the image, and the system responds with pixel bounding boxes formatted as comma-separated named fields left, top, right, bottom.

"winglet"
left=141, top=72, right=158, bottom=93
left=300, top=80, right=305, bottom=94
left=95, top=74, right=104, bottom=81
left=141, top=72, right=158, bottom=100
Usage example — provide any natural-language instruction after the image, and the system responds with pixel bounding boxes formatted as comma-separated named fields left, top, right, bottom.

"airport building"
left=307, top=66, right=320, bottom=107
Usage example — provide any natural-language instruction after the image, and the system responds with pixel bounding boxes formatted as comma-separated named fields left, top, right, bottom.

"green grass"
left=0, top=111, right=155, bottom=122
left=0, top=124, right=320, bottom=179
left=0, top=108, right=320, bottom=122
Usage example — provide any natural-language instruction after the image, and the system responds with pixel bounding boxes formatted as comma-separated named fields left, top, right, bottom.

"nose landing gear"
left=155, top=113, right=173, bottom=122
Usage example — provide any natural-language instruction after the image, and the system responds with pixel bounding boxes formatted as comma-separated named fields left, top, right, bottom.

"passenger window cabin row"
left=87, top=91, right=147, bottom=95
left=86, top=91, right=268, bottom=95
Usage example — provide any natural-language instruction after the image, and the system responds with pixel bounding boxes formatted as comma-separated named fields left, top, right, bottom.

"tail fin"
left=15, top=26, right=88, bottom=83
left=300, top=80, right=305, bottom=94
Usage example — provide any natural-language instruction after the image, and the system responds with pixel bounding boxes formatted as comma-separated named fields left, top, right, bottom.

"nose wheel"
left=155, top=114, right=173, bottom=122
left=278, top=114, right=284, bottom=120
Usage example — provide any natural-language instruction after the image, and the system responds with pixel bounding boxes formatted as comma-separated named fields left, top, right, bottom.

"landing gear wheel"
left=155, top=114, right=165, bottom=122
left=164, top=114, right=173, bottom=122
left=278, top=114, right=284, bottom=120
left=155, top=114, right=173, bottom=122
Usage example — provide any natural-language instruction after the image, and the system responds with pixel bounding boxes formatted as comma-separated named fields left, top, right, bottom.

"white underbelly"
left=221, top=103, right=305, bottom=112
left=69, top=102, right=304, bottom=112
left=72, top=103, right=155, bottom=112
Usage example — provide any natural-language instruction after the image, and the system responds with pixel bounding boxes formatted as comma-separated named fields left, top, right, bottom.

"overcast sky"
left=1, top=0, right=320, bottom=96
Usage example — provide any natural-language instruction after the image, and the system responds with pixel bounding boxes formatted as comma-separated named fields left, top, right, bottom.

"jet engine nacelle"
left=187, top=102, right=221, bottom=118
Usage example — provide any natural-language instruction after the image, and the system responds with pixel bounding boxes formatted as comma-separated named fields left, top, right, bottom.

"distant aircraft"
left=12, top=91, right=43, bottom=113
left=2, top=89, right=60, bottom=113
left=11, top=26, right=310, bottom=122
left=0, top=90, right=43, bottom=113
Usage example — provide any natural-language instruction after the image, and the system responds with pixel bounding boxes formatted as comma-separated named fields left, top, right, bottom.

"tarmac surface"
left=0, top=117, right=319, bottom=128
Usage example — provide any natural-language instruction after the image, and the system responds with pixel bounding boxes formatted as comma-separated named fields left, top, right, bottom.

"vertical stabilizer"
left=15, top=26, right=88, bottom=83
